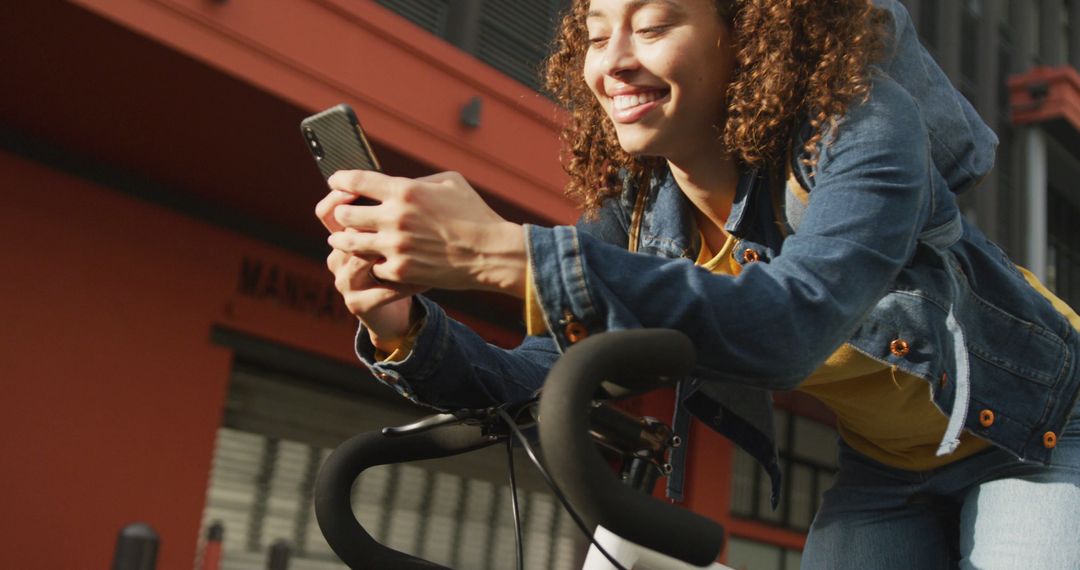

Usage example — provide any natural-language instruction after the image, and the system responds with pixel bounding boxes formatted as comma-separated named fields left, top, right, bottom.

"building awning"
left=1009, top=65, right=1080, bottom=154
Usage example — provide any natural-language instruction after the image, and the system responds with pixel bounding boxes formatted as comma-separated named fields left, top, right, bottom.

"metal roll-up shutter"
left=199, top=360, right=586, bottom=569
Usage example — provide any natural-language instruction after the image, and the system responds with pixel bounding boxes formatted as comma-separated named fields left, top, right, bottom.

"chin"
left=613, top=121, right=677, bottom=158
left=615, top=132, right=660, bottom=157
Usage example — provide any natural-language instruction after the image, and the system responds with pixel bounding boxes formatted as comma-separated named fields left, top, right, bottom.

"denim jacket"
left=355, top=0, right=1080, bottom=505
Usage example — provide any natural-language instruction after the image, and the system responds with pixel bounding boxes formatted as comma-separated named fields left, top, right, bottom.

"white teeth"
left=613, top=91, right=665, bottom=110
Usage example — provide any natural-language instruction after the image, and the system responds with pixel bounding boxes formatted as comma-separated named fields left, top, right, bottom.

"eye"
left=634, top=25, right=669, bottom=38
left=588, top=35, right=609, bottom=48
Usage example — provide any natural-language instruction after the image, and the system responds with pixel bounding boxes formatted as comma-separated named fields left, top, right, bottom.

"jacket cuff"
left=373, top=314, right=427, bottom=362
left=523, top=261, right=549, bottom=336
left=354, top=295, right=450, bottom=408
left=524, top=224, right=602, bottom=348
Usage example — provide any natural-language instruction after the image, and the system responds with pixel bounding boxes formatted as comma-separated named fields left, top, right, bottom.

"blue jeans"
left=802, top=401, right=1080, bottom=569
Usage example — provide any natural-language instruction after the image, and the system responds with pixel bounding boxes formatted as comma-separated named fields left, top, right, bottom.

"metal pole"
left=267, top=539, right=291, bottom=570
left=199, top=521, right=224, bottom=570
left=1024, top=127, right=1049, bottom=280
left=1008, top=1, right=1039, bottom=255
left=110, top=522, right=159, bottom=570
left=974, top=0, right=1002, bottom=238
left=1039, top=0, right=1067, bottom=65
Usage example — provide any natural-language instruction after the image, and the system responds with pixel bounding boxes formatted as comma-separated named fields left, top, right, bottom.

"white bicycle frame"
left=583, top=526, right=734, bottom=570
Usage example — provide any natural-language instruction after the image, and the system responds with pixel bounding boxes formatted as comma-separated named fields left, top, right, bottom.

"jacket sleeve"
left=527, top=75, right=933, bottom=390
left=353, top=188, right=635, bottom=411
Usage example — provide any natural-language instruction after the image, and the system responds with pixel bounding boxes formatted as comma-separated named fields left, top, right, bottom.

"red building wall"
left=0, top=150, right=376, bottom=568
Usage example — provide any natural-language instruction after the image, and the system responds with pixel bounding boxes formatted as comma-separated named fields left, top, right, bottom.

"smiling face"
left=584, top=0, right=734, bottom=163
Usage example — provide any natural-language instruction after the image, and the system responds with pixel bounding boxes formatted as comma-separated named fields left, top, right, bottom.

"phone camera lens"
left=305, top=129, right=325, bottom=160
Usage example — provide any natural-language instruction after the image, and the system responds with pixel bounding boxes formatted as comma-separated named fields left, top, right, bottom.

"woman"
left=315, top=0, right=1080, bottom=567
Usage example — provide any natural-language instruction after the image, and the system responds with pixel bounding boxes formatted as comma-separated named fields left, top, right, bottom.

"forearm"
left=357, top=295, right=557, bottom=409
left=526, top=226, right=889, bottom=389
left=469, top=221, right=529, bottom=299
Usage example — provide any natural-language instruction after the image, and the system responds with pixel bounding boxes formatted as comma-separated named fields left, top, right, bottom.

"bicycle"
left=314, top=329, right=733, bottom=570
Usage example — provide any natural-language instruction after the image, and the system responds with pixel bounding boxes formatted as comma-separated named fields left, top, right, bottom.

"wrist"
left=473, top=222, right=527, bottom=298
left=365, top=298, right=419, bottom=352
left=368, top=329, right=405, bottom=354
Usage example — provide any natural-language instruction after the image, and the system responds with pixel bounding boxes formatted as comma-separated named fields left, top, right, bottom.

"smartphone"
left=301, top=103, right=381, bottom=205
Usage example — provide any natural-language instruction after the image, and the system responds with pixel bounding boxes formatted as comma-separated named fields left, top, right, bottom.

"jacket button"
left=939, top=372, right=947, bottom=388
left=742, top=249, right=761, bottom=263
left=564, top=321, right=589, bottom=344
left=1043, top=431, right=1057, bottom=449
left=979, top=409, right=995, bottom=428
left=889, top=339, right=910, bottom=357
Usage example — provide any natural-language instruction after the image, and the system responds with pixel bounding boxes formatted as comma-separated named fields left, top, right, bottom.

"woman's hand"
left=322, top=170, right=528, bottom=298
left=324, top=246, right=422, bottom=352
left=316, top=187, right=425, bottom=353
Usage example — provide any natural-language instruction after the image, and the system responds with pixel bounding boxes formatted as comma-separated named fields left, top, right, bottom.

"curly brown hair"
left=543, top=0, right=890, bottom=216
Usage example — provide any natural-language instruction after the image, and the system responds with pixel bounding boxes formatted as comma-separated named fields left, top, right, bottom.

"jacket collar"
left=723, top=167, right=762, bottom=236
left=631, top=165, right=764, bottom=257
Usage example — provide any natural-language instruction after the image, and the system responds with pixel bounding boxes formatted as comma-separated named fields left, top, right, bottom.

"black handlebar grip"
left=314, top=424, right=500, bottom=569
left=537, top=329, right=725, bottom=567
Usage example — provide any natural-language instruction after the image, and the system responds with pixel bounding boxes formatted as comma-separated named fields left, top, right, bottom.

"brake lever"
left=381, top=410, right=479, bottom=437
left=380, top=413, right=455, bottom=437
left=381, top=399, right=541, bottom=438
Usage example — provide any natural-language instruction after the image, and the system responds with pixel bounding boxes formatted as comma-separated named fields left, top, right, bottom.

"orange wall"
left=70, top=0, right=576, bottom=223
left=0, top=150, right=368, bottom=569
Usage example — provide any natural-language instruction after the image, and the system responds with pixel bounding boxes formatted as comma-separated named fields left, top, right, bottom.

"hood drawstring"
left=917, top=213, right=970, bottom=457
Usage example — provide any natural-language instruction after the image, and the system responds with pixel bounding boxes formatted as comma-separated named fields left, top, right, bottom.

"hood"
left=874, top=0, right=998, bottom=194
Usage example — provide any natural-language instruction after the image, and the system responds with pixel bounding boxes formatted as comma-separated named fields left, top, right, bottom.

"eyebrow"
left=586, top=0, right=686, bottom=19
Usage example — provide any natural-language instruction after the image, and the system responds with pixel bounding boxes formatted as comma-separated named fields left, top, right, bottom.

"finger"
left=327, top=169, right=399, bottom=203
left=416, top=170, right=464, bottom=186
left=340, top=253, right=392, bottom=288
left=328, top=230, right=385, bottom=257
left=315, top=189, right=365, bottom=232
left=326, top=247, right=348, bottom=272
left=334, top=258, right=372, bottom=294
left=340, top=287, right=407, bottom=316
left=332, top=203, right=382, bottom=231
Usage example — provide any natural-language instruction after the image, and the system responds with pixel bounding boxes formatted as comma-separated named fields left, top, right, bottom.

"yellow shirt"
left=702, top=236, right=1080, bottom=470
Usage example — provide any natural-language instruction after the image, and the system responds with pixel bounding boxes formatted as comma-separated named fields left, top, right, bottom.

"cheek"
left=582, top=53, right=603, bottom=98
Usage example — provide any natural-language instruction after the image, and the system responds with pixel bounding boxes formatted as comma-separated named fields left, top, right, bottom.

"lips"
left=613, top=90, right=666, bottom=110
left=607, top=88, right=670, bottom=123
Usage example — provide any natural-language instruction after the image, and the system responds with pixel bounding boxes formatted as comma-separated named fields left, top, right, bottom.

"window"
left=730, top=409, right=838, bottom=532
left=376, top=0, right=571, bottom=92
left=375, top=0, right=451, bottom=36
left=1048, top=189, right=1080, bottom=309
left=726, top=536, right=802, bottom=570
left=199, top=361, right=587, bottom=569
left=474, top=1, right=568, bottom=90
left=960, top=0, right=981, bottom=88
left=919, top=2, right=939, bottom=53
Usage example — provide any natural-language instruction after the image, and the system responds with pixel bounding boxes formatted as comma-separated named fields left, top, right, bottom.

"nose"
left=601, top=30, right=638, bottom=77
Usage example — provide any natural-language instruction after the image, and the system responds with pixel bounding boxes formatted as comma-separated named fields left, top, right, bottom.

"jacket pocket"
left=965, top=290, right=1067, bottom=388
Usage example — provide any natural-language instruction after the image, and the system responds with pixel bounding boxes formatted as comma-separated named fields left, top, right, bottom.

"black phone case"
left=300, top=103, right=381, bottom=180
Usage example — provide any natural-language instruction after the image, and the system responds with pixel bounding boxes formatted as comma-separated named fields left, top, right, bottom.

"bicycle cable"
left=495, top=407, right=631, bottom=570
left=506, top=433, right=525, bottom=570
